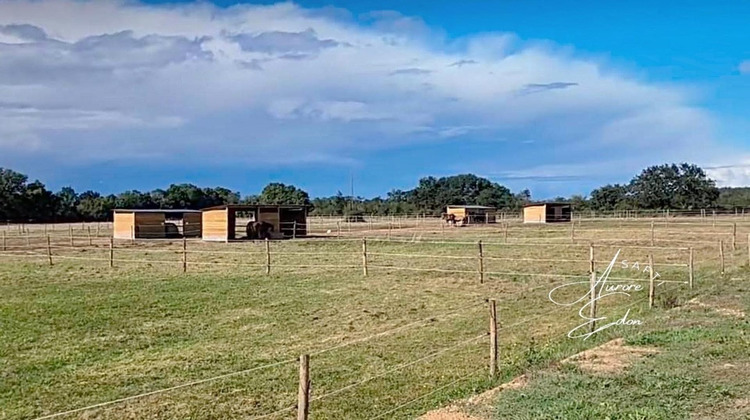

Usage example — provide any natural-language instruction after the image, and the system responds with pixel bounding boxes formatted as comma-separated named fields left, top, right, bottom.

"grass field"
left=0, top=218, right=748, bottom=419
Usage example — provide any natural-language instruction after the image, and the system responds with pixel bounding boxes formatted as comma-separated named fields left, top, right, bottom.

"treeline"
left=0, top=164, right=747, bottom=222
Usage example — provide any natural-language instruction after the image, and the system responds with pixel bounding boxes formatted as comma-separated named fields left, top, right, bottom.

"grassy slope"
left=490, top=274, right=749, bottom=420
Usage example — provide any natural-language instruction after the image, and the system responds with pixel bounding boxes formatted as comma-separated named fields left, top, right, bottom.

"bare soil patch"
left=682, top=298, right=746, bottom=318
left=561, top=338, right=659, bottom=374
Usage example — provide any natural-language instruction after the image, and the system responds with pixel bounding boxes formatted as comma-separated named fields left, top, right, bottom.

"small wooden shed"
left=201, top=204, right=307, bottom=241
left=523, top=203, right=571, bottom=223
left=445, top=205, right=497, bottom=224
left=113, top=209, right=202, bottom=239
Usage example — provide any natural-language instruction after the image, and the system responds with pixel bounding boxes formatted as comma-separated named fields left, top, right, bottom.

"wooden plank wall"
left=183, top=213, right=202, bottom=237
left=135, top=213, right=166, bottom=238
left=523, top=205, right=547, bottom=223
left=113, top=212, right=135, bottom=239
left=202, top=209, right=228, bottom=241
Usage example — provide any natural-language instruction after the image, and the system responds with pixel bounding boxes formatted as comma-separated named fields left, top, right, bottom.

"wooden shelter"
left=445, top=205, right=497, bottom=224
left=112, top=209, right=202, bottom=239
left=523, top=203, right=572, bottom=223
left=201, top=204, right=307, bottom=241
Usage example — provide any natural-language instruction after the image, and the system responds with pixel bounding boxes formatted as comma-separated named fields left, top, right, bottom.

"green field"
left=0, top=219, right=747, bottom=419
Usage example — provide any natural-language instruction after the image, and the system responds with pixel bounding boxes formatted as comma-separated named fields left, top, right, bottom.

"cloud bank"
left=0, top=0, right=733, bottom=181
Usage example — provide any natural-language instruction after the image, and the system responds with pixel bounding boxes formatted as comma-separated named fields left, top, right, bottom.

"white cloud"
left=0, top=0, right=734, bottom=171
left=706, top=160, right=750, bottom=187
left=740, top=60, right=750, bottom=75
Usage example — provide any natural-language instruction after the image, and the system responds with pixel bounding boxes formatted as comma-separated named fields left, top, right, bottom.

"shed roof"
left=523, top=202, right=571, bottom=208
left=113, top=209, right=201, bottom=213
left=446, top=205, right=496, bottom=210
left=202, top=204, right=308, bottom=211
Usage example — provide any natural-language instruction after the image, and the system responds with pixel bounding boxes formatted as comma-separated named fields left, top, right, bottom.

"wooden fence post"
left=477, top=240, right=484, bottom=284
left=292, top=221, right=297, bottom=239
left=47, top=235, right=53, bottom=266
left=570, top=222, right=575, bottom=242
left=87, top=226, right=92, bottom=246
left=96, top=223, right=100, bottom=237
left=69, top=225, right=74, bottom=247
left=732, top=223, right=737, bottom=252
left=589, top=244, right=595, bottom=274
left=265, top=238, right=271, bottom=275
left=648, top=254, right=655, bottom=309
left=589, top=270, right=597, bottom=333
left=719, top=240, right=724, bottom=275
left=182, top=237, right=187, bottom=273
left=650, top=221, right=655, bottom=246
left=489, top=299, right=498, bottom=377
left=712, top=210, right=716, bottom=227
left=362, top=238, right=368, bottom=277
left=689, top=247, right=694, bottom=290
left=109, top=237, right=114, bottom=268
left=297, top=354, right=310, bottom=420
left=337, top=221, right=341, bottom=238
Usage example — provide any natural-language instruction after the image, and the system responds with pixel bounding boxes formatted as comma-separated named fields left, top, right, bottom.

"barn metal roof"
left=523, top=202, right=571, bottom=207
left=446, top=205, right=496, bottom=209
left=201, top=204, right=308, bottom=211
left=113, top=209, right=201, bottom=213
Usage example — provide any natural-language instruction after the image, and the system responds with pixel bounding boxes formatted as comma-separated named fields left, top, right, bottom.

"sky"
left=0, top=0, right=748, bottom=199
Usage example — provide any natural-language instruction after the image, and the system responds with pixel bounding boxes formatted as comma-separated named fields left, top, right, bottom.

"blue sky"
left=0, top=0, right=748, bottom=199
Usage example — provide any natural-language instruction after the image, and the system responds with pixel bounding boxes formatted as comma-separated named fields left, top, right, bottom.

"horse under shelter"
left=445, top=205, right=497, bottom=224
left=523, top=202, right=572, bottom=223
left=112, top=209, right=202, bottom=239
left=201, top=204, right=308, bottom=241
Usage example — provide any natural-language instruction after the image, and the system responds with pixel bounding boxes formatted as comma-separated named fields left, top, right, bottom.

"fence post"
left=96, top=223, right=100, bottom=237
left=589, top=270, right=597, bottom=333
left=297, top=354, right=310, bottom=420
left=489, top=299, right=498, bottom=377
left=69, top=225, right=74, bottom=247
left=719, top=240, right=724, bottom=275
left=570, top=221, right=575, bottom=243
left=293, top=221, right=297, bottom=239
left=689, top=247, right=694, bottom=290
left=648, top=254, right=655, bottom=309
left=87, top=226, right=92, bottom=246
left=182, top=237, right=187, bottom=273
left=712, top=210, right=716, bottom=227
left=503, top=223, right=508, bottom=242
left=131, top=225, right=135, bottom=243
left=650, top=221, right=655, bottom=246
left=109, top=237, right=114, bottom=268
left=44, top=224, right=48, bottom=235
left=589, top=244, right=595, bottom=274
left=732, top=223, right=737, bottom=252
left=337, top=221, right=341, bottom=238
left=362, top=237, right=368, bottom=277
left=47, top=235, right=53, bottom=266
left=477, top=240, right=484, bottom=284
left=265, top=238, right=271, bottom=275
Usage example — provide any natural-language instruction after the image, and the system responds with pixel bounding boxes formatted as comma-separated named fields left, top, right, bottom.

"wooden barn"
left=445, top=205, right=497, bottom=224
left=201, top=204, right=307, bottom=241
left=112, top=209, right=202, bottom=239
left=523, top=203, right=572, bottom=223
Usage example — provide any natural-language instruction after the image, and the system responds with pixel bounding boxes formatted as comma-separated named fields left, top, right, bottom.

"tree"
left=408, top=174, right=514, bottom=215
left=590, top=184, right=630, bottom=211
left=259, top=183, right=311, bottom=206
left=630, top=163, right=718, bottom=209
left=55, top=187, right=80, bottom=221
left=0, top=168, right=29, bottom=221
left=77, top=191, right=115, bottom=221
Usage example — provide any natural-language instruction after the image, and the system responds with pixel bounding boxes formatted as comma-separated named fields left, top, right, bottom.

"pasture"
left=0, top=216, right=747, bottom=419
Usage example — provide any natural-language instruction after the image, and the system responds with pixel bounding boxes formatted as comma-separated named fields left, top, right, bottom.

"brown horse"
left=246, top=221, right=274, bottom=240
left=443, top=213, right=457, bottom=226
